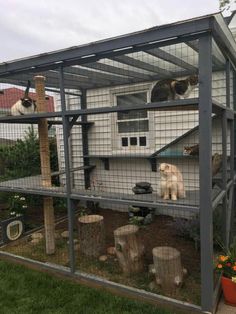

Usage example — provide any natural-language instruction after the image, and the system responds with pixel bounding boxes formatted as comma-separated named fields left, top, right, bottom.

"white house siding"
left=0, top=123, right=35, bottom=141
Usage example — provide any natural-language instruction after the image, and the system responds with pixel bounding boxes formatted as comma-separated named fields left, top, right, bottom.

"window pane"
left=130, top=137, right=137, bottom=146
left=117, top=92, right=147, bottom=120
left=121, top=137, right=128, bottom=146
left=118, top=120, right=149, bottom=133
left=139, top=136, right=147, bottom=146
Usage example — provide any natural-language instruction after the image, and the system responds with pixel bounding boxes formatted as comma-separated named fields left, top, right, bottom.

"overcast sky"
left=0, top=0, right=235, bottom=62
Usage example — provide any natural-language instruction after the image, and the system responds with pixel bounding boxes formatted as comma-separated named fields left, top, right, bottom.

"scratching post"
left=78, top=215, right=105, bottom=257
left=34, top=75, right=55, bottom=255
left=114, top=225, right=144, bottom=274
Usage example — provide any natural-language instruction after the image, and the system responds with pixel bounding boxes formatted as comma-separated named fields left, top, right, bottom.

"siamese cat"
left=159, top=163, right=186, bottom=201
left=11, top=80, right=37, bottom=115
left=151, top=75, right=198, bottom=102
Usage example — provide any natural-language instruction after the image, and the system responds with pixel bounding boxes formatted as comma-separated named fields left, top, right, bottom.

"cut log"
left=114, top=225, right=144, bottom=274
left=152, top=246, right=184, bottom=293
left=78, top=215, right=105, bottom=257
left=34, top=75, right=55, bottom=255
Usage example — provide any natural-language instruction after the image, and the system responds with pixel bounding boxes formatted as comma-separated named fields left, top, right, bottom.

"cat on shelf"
left=183, top=146, right=222, bottom=176
left=159, top=163, right=186, bottom=201
left=151, top=75, right=198, bottom=102
left=212, top=153, right=222, bottom=176
left=11, top=80, right=37, bottom=115
left=183, top=144, right=199, bottom=156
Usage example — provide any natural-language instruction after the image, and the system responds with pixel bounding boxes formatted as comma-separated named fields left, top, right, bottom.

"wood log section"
left=34, top=75, right=55, bottom=255
left=78, top=215, right=105, bottom=257
left=152, top=246, right=184, bottom=293
left=114, top=225, right=144, bottom=274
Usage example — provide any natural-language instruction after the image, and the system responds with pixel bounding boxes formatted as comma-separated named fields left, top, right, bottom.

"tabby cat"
left=183, top=144, right=199, bottom=156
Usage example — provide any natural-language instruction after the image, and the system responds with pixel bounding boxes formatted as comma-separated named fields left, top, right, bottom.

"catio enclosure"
left=0, top=12, right=235, bottom=314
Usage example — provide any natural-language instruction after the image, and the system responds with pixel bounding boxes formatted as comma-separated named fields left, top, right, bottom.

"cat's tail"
left=24, top=80, right=31, bottom=98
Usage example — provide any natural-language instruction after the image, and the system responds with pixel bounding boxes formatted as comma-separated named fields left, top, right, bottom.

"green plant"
left=129, top=215, right=144, bottom=226
left=8, top=194, right=28, bottom=217
left=0, top=126, right=58, bottom=181
left=215, top=237, right=236, bottom=282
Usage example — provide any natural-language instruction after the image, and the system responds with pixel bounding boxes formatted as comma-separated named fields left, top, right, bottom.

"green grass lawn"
left=0, top=260, right=181, bottom=314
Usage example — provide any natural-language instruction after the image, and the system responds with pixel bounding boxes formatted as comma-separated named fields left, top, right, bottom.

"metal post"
left=226, top=60, right=231, bottom=109
left=81, top=89, right=90, bottom=189
left=59, top=66, right=75, bottom=273
left=222, top=59, right=230, bottom=247
left=221, top=110, right=228, bottom=247
left=229, top=117, right=235, bottom=241
left=199, top=34, right=214, bottom=312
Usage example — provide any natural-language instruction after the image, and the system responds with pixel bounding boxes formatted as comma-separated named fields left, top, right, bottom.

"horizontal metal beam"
left=70, top=193, right=199, bottom=213
left=0, top=98, right=232, bottom=125
left=145, top=48, right=198, bottom=72
left=62, top=66, right=131, bottom=85
left=187, top=40, right=224, bottom=67
left=82, top=61, right=152, bottom=80
left=110, top=55, right=174, bottom=77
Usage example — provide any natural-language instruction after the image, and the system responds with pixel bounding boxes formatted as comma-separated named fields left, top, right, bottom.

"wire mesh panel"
left=0, top=14, right=235, bottom=314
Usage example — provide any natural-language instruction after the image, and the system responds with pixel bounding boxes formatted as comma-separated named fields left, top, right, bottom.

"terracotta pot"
left=221, top=276, right=236, bottom=306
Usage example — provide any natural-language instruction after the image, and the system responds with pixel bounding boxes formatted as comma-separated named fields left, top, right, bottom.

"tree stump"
left=78, top=215, right=105, bottom=257
left=114, top=225, right=144, bottom=274
left=152, top=246, right=184, bottom=293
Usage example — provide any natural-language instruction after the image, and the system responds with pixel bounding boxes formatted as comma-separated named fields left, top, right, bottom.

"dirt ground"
left=1, top=207, right=201, bottom=305
left=100, top=208, right=200, bottom=275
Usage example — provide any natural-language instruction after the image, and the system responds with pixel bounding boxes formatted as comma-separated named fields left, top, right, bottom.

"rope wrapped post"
left=34, top=75, right=55, bottom=255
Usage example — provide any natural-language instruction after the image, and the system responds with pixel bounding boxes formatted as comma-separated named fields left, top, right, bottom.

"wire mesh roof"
left=0, top=12, right=235, bottom=90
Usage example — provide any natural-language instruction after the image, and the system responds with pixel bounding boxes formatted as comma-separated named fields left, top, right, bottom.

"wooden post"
left=78, top=215, right=105, bottom=257
left=114, top=225, right=144, bottom=274
left=34, top=75, right=55, bottom=255
left=152, top=246, right=184, bottom=293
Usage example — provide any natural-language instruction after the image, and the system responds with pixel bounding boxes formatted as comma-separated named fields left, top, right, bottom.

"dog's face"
left=159, top=163, right=170, bottom=176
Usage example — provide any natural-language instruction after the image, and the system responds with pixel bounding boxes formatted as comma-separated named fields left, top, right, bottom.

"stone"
left=148, top=264, right=156, bottom=275
left=107, top=246, right=116, bottom=255
left=148, top=281, right=157, bottom=291
left=99, top=255, right=108, bottom=262
left=31, top=232, right=43, bottom=240
left=61, top=231, right=69, bottom=238
left=135, top=182, right=151, bottom=189
left=143, top=213, right=153, bottom=225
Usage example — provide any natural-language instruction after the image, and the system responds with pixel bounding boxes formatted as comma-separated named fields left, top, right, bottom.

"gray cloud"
left=0, top=0, right=220, bottom=62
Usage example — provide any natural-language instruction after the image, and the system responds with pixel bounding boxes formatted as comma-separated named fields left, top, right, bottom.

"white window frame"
left=110, top=83, right=155, bottom=153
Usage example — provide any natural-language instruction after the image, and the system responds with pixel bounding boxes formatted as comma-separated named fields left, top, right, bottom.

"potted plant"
left=216, top=238, right=236, bottom=306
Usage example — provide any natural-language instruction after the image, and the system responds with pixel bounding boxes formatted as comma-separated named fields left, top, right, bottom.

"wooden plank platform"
left=0, top=175, right=223, bottom=213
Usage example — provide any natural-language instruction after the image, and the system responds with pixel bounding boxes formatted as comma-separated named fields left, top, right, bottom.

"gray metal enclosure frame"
left=0, top=13, right=235, bottom=314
